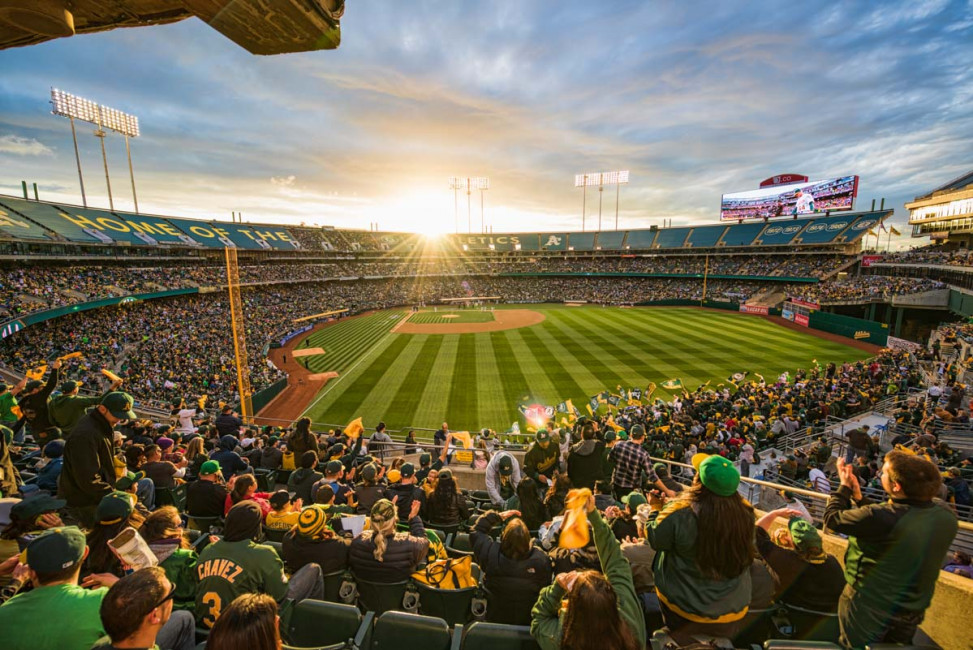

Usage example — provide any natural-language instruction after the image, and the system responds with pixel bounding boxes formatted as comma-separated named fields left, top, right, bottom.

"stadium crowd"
left=793, top=276, right=946, bottom=304
left=0, top=341, right=965, bottom=650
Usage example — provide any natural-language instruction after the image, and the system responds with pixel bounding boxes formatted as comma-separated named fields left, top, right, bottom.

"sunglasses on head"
left=151, top=582, right=177, bottom=611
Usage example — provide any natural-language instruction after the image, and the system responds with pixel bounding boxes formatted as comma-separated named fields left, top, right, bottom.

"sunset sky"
left=0, top=0, right=971, bottom=244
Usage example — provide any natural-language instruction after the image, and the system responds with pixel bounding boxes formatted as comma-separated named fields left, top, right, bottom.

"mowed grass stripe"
left=517, top=326, right=588, bottom=407
left=527, top=323, right=607, bottom=398
left=491, top=332, right=532, bottom=414
left=304, top=312, right=401, bottom=374
left=313, top=334, right=412, bottom=425
left=474, top=333, right=509, bottom=430
left=412, top=336, right=461, bottom=429
left=446, top=335, right=479, bottom=431
left=351, top=335, right=430, bottom=428
left=534, top=315, right=630, bottom=394
left=504, top=328, right=563, bottom=408
left=381, top=336, right=443, bottom=427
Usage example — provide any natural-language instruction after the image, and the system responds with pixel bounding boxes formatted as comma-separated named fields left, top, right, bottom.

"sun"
left=384, top=191, right=453, bottom=237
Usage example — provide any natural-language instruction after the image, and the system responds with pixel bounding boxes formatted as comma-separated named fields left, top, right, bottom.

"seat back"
left=764, top=642, right=842, bottom=649
left=370, top=611, right=451, bottom=650
left=732, top=607, right=776, bottom=647
left=460, top=622, right=539, bottom=650
left=155, top=484, right=187, bottom=511
left=782, top=604, right=840, bottom=641
left=286, top=599, right=362, bottom=648
left=414, top=583, right=477, bottom=626
left=322, top=570, right=354, bottom=603
left=186, top=516, right=224, bottom=534
left=354, top=578, right=414, bottom=616
left=263, top=526, right=288, bottom=543
left=254, top=468, right=277, bottom=492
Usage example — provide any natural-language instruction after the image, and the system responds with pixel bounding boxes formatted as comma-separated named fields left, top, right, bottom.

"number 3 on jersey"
left=201, top=592, right=222, bottom=628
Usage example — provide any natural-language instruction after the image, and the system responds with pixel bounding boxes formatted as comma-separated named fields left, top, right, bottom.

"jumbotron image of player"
left=792, top=187, right=815, bottom=215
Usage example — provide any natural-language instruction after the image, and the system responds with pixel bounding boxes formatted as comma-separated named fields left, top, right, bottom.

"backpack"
left=412, top=555, right=476, bottom=589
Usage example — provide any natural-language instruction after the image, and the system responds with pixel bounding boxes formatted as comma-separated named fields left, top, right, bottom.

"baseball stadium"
left=0, top=3, right=972, bottom=650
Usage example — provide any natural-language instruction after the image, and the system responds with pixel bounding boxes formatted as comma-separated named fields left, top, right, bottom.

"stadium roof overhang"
left=0, top=0, right=343, bottom=55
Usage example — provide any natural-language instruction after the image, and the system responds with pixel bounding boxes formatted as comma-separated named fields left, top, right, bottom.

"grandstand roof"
left=916, top=169, right=973, bottom=199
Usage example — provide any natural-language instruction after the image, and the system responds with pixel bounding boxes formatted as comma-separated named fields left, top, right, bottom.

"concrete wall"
left=892, top=288, right=951, bottom=309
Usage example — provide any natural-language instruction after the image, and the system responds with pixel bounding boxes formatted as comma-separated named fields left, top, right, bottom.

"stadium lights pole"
left=598, top=180, right=604, bottom=231
left=68, top=116, right=87, bottom=207
left=615, top=182, right=620, bottom=230
left=448, top=177, right=462, bottom=233
left=576, top=171, right=628, bottom=232
left=124, top=135, right=138, bottom=214
left=94, top=122, right=114, bottom=210
left=467, top=179, right=472, bottom=233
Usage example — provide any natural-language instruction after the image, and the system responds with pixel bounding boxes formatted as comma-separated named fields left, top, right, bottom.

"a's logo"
left=827, top=222, right=848, bottom=231
left=852, top=220, right=875, bottom=231
left=765, top=226, right=783, bottom=235
left=783, top=225, right=801, bottom=234
left=544, top=235, right=562, bottom=247
left=854, top=331, right=870, bottom=340
left=806, top=223, right=826, bottom=233
left=0, top=209, right=32, bottom=230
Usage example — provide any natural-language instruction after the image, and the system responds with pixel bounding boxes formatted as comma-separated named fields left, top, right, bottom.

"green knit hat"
left=788, top=517, right=822, bottom=552
left=698, top=455, right=740, bottom=497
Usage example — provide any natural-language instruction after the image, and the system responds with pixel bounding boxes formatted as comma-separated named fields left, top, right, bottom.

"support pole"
left=582, top=175, right=587, bottom=232
left=598, top=183, right=603, bottom=231
left=95, top=127, right=113, bottom=210
left=615, top=182, right=620, bottom=230
left=480, top=189, right=485, bottom=234
left=454, top=187, right=458, bottom=233
left=69, top=116, right=87, bottom=207
left=125, top=135, right=139, bottom=214
left=467, top=186, right=472, bottom=234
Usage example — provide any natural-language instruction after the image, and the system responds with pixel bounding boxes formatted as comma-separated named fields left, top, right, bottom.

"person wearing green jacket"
left=49, top=378, right=122, bottom=436
left=524, top=430, right=560, bottom=486
left=643, top=454, right=754, bottom=644
left=141, top=506, right=199, bottom=610
left=530, top=494, right=644, bottom=650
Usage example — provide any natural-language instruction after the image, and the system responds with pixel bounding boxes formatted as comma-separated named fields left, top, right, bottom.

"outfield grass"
left=300, top=306, right=872, bottom=432
left=407, top=310, right=496, bottom=324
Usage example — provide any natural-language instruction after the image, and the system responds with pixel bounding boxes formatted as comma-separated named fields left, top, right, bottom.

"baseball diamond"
left=297, top=305, right=872, bottom=431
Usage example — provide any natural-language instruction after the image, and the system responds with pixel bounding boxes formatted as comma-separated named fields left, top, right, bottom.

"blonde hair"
left=370, top=515, right=396, bottom=562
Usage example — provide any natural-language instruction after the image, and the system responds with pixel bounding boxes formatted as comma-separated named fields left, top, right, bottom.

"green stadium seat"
left=370, top=611, right=451, bottom=650
left=732, top=607, right=777, bottom=647
left=254, top=468, right=277, bottom=491
left=764, top=642, right=842, bottom=649
left=414, top=565, right=484, bottom=626
left=446, top=532, right=474, bottom=558
left=155, top=484, right=187, bottom=511
left=323, top=570, right=357, bottom=604
left=779, top=604, right=840, bottom=641
left=459, top=622, right=539, bottom=650
left=186, top=516, right=224, bottom=534
left=424, top=520, right=462, bottom=538
left=354, top=577, right=419, bottom=616
left=286, top=599, right=365, bottom=647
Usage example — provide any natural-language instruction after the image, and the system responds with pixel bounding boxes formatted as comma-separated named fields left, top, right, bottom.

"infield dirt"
left=393, top=309, right=545, bottom=334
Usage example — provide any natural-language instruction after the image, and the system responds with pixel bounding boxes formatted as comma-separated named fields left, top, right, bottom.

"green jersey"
left=0, top=392, right=17, bottom=424
left=195, top=539, right=289, bottom=628
left=160, top=547, right=199, bottom=611
left=0, top=583, right=107, bottom=650
left=49, top=394, right=103, bottom=435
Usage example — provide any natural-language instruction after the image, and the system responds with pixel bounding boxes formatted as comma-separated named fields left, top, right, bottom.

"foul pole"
left=225, top=247, right=253, bottom=420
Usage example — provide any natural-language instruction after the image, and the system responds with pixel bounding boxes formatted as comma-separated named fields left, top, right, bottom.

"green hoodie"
left=530, top=509, right=645, bottom=650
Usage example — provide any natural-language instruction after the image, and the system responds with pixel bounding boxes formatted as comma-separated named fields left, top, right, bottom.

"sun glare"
left=387, top=192, right=452, bottom=236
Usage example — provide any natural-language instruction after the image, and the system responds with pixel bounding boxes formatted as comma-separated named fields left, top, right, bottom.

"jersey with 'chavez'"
left=195, top=539, right=290, bottom=628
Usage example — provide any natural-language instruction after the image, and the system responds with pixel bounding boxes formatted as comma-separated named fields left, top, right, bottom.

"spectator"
left=35, top=439, right=65, bottom=493
left=0, top=493, right=64, bottom=555
left=353, top=462, right=388, bottom=515
left=543, top=472, right=573, bottom=518
left=184, top=436, right=208, bottom=477
left=0, top=526, right=107, bottom=650
left=530, top=491, right=643, bottom=650
left=513, top=476, right=549, bottom=532
left=654, top=463, right=684, bottom=494
left=18, top=358, right=62, bottom=447
left=524, top=430, right=560, bottom=486
left=609, top=492, right=645, bottom=542
left=349, top=498, right=427, bottom=582
left=186, top=460, right=229, bottom=519
left=224, top=474, right=271, bottom=519
left=845, top=426, right=872, bottom=464
left=85, top=492, right=146, bottom=577
left=140, top=506, right=199, bottom=611
left=195, top=501, right=323, bottom=628
left=49, top=376, right=121, bottom=436
left=386, top=462, right=425, bottom=522
left=644, top=454, right=754, bottom=643
left=808, top=462, right=831, bottom=495
left=95, top=566, right=195, bottom=650
left=424, top=469, right=469, bottom=526
left=206, top=593, right=281, bottom=650
left=258, top=436, right=283, bottom=470
left=286, top=417, right=319, bottom=459
left=946, top=467, right=971, bottom=506
left=288, top=451, right=324, bottom=504
left=369, top=421, right=393, bottom=461
left=142, top=444, right=188, bottom=490
left=567, top=423, right=605, bottom=489
left=825, top=453, right=959, bottom=648
left=942, top=551, right=973, bottom=579
left=778, top=490, right=814, bottom=523
left=214, top=406, right=242, bottom=437
left=265, top=490, right=302, bottom=531
left=755, top=508, right=845, bottom=612
left=470, top=510, right=553, bottom=625
left=485, top=451, right=521, bottom=507
left=210, top=435, right=248, bottom=481
left=609, top=425, right=674, bottom=500
left=282, top=505, right=350, bottom=575
left=60, top=392, right=136, bottom=527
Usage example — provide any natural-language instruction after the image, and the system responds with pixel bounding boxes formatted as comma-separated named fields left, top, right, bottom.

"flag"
left=618, top=387, right=628, bottom=402
left=57, top=351, right=82, bottom=362
left=450, top=431, right=472, bottom=449
left=589, top=395, right=600, bottom=413
left=585, top=402, right=594, bottom=416
left=661, top=378, right=683, bottom=390
left=879, top=221, right=888, bottom=232
left=565, top=399, right=578, bottom=421
left=605, top=415, right=624, bottom=433
left=631, top=387, right=642, bottom=402
left=890, top=226, right=901, bottom=236
left=867, top=229, right=878, bottom=237
left=598, top=391, right=610, bottom=404
left=343, top=417, right=364, bottom=439
left=556, top=401, right=568, bottom=414
left=607, top=394, right=620, bottom=407
left=559, top=488, right=592, bottom=549
left=645, top=382, right=656, bottom=399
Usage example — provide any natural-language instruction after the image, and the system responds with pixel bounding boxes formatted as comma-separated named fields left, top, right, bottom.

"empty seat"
left=460, top=622, right=540, bottom=650
left=263, top=526, right=288, bottom=543
left=155, top=484, right=187, bottom=510
left=370, top=611, right=451, bottom=650
left=354, top=578, right=417, bottom=616
left=286, top=599, right=363, bottom=648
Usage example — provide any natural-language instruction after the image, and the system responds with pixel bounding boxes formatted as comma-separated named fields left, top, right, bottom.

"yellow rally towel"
left=26, top=365, right=47, bottom=381
left=344, top=417, right=364, bottom=439
left=559, top=488, right=592, bottom=549
left=101, top=368, right=123, bottom=383
left=450, top=431, right=472, bottom=449
left=57, top=351, right=82, bottom=362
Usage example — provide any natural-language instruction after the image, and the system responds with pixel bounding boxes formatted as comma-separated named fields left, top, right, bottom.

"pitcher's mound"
left=396, top=309, right=545, bottom=334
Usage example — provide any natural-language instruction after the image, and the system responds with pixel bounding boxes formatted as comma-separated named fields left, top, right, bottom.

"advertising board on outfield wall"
left=795, top=313, right=810, bottom=327
left=739, top=304, right=770, bottom=315
left=720, top=175, right=859, bottom=221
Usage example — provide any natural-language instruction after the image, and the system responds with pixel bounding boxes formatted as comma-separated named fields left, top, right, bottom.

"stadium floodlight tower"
left=448, top=177, right=490, bottom=233
left=574, top=170, right=629, bottom=231
left=50, top=88, right=141, bottom=212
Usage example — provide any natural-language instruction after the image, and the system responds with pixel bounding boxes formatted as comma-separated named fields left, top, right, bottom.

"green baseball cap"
left=788, top=517, right=822, bottom=552
left=439, top=469, right=453, bottom=481
left=400, top=462, right=416, bottom=478
left=361, top=463, right=377, bottom=481
left=26, top=526, right=86, bottom=574
left=698, top=455, right=740, bottom=497
left=604, top=430, right=617, bottom=442
left=10, top=494, right=65, bottom=522
left=326, top=460, right=343, bottom=474
left=101, top=392, right=137, bottom=420
left=199, top=460, right=221, bottom=476
left=96, top=492, right=134, bottom=524
left=115, top=471, right=144, bottom=491
left=419, top=453, right=432, bottom=465
left=622, top=491, right=647, bottom=509
left=630, top=424, right=645, bottom=439
left=59, top=380, right=81, bottom=393
left=498, top=455, right=514, bottom=476
left=536, top=430, right=550, bottom=443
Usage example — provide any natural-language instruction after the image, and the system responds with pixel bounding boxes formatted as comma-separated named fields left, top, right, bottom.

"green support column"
left=894, top=307, right=904, bottom=338
left=867, top=303, right=877, bottom=321
left=885, top=303, right=893, bottom=327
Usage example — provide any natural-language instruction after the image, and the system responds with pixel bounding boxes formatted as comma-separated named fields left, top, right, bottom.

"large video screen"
left=720, top=175, right=858, bottom=221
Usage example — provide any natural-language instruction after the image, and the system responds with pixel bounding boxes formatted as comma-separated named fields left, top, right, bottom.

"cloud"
left=0, top=134, right=53, bottom=156
left=271, top=175, right=296, bottom=187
